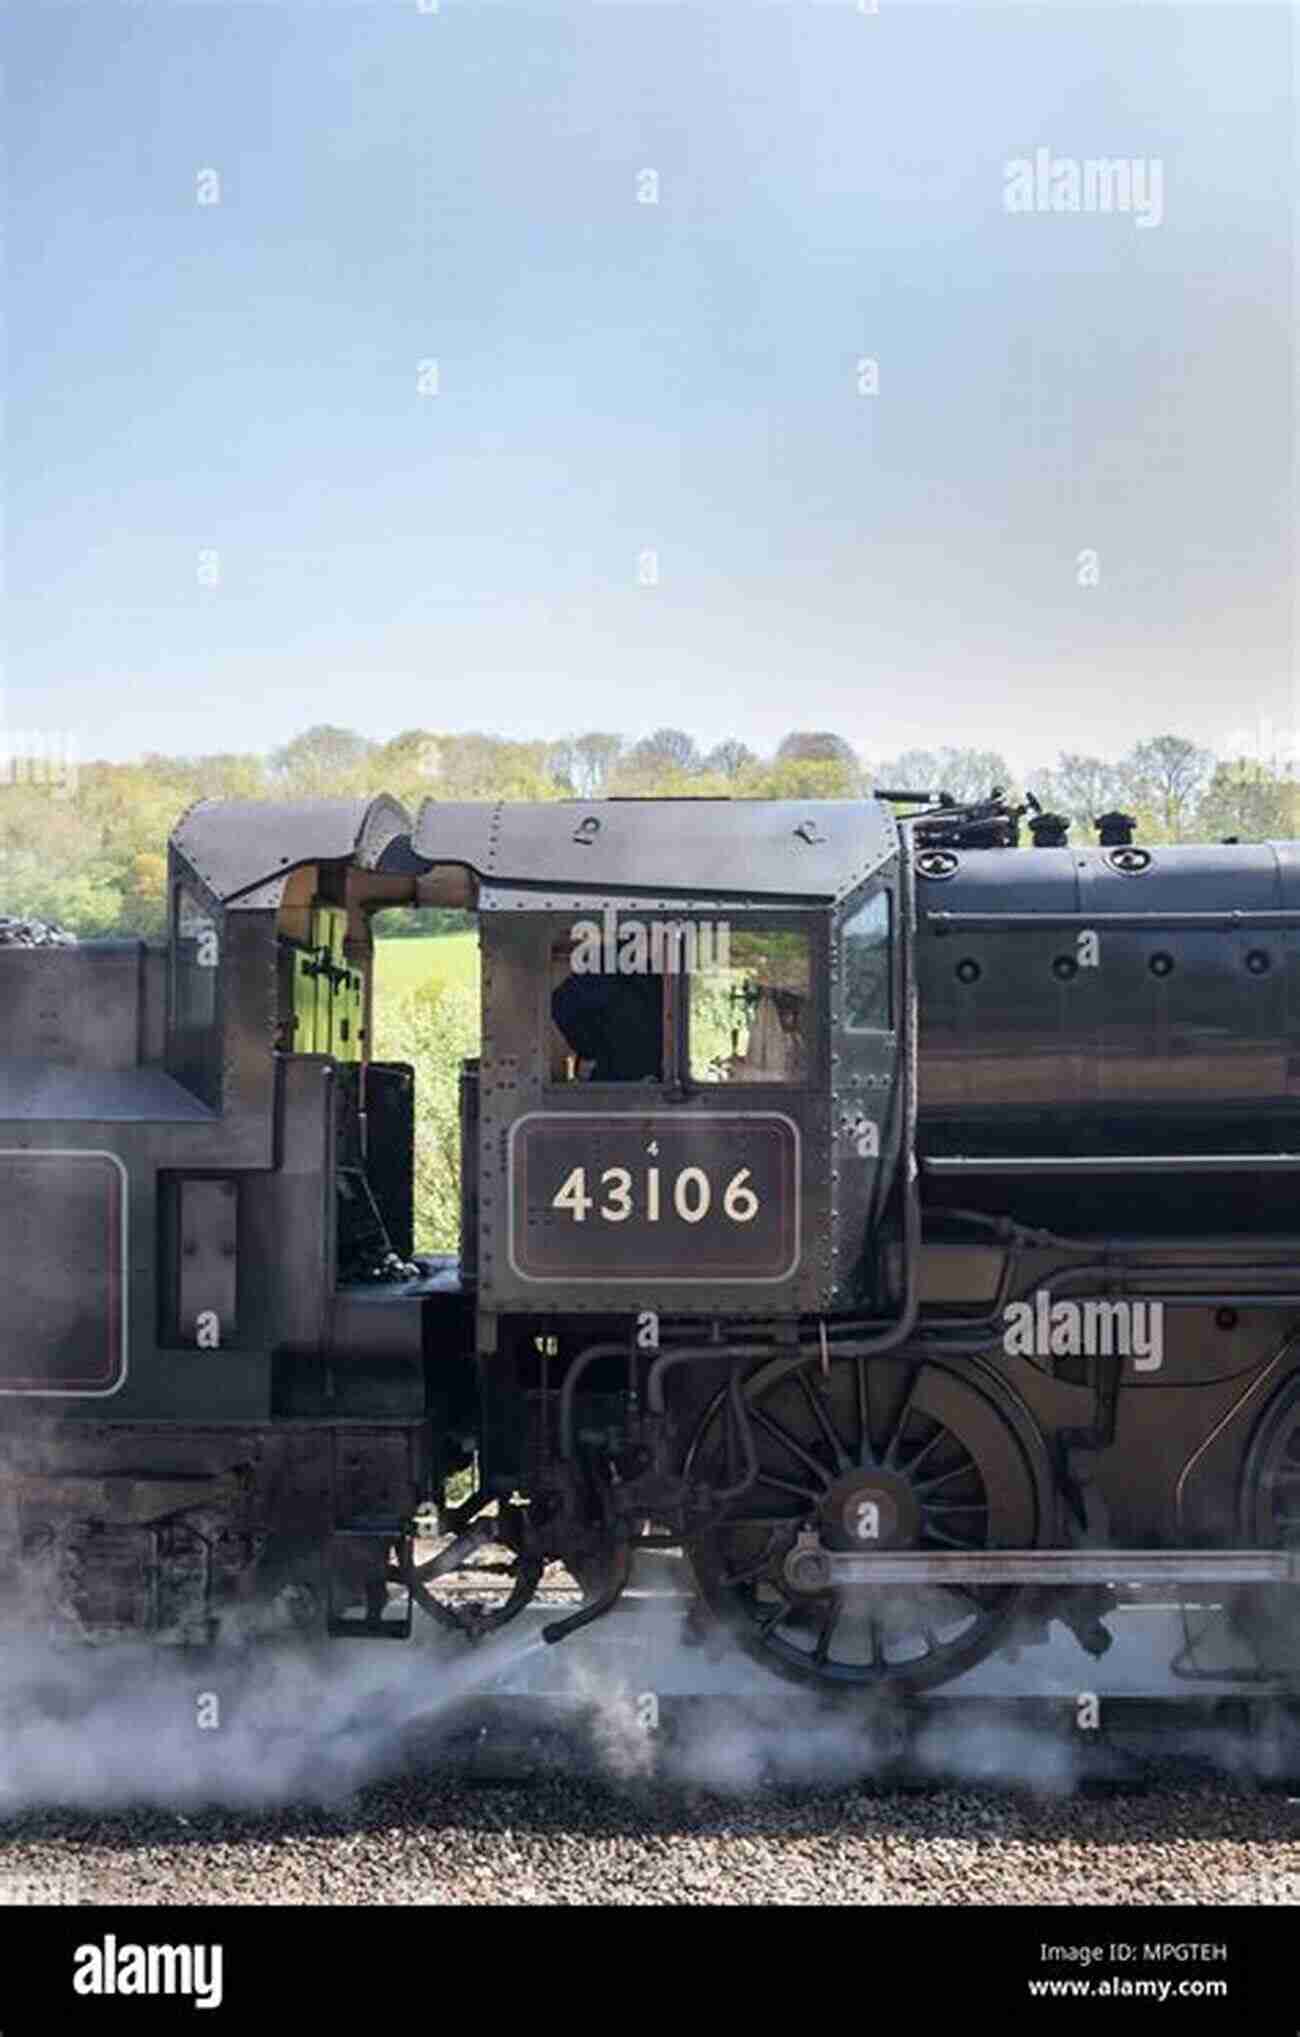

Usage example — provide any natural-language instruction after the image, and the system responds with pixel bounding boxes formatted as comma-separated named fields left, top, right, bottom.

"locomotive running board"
left=817, top=1549, right=1300, bottom=1585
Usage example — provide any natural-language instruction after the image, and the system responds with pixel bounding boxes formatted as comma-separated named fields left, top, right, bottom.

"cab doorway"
left=368, top=903, right=481, bottom=1261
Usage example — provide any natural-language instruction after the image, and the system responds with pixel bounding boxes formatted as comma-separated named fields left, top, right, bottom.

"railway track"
left=380, top=1543, right=1300, bottom=1787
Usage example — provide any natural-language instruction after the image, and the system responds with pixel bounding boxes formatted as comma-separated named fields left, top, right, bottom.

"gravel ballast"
left=1, top=1774, right=1298, bottom=1906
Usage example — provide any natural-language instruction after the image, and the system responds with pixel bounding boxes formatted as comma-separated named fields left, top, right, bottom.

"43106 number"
left=550, top=1164, right=759, bottom=1225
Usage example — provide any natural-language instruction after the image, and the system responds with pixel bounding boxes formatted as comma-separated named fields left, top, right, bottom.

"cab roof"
left=169, top=795, right=896, bottom=908
left=409, top=797, right=896, bottom=903
left=171, top=795, right=412, bottom=906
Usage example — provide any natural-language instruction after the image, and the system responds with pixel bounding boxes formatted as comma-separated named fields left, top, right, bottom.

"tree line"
left=1, top=722, right=1296, bottom=939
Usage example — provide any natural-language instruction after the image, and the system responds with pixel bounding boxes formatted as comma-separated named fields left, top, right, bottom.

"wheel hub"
left=820, top=1467, right=920, bottom=1552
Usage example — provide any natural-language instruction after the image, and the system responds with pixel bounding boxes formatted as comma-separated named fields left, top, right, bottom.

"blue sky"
left=3, top=0, right=1295, bottom=771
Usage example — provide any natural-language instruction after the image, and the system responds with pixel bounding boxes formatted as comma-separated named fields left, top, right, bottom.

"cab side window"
left=843, top=892, right=892, bottom=1030
left=174, top=883, right=220, bottom=1029
left=688, top=928, right=811, bottom=1084
left=549, top=925, right=665, bottom=1083
left=551, top=969, right=664, bottom=1083
left=170, top=881, right=223, bottom=1106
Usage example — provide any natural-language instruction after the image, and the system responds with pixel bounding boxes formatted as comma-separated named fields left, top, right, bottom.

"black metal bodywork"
left=917, top=838, right=1300, bottom=1148
left=4, top=790, right=1300, bottom=1692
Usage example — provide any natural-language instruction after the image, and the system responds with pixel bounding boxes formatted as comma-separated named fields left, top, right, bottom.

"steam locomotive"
left=5, top=785, right=1300, bottom=1696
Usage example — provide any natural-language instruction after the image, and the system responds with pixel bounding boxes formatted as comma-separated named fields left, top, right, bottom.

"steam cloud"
left=0, top=1570, right=1285, bottom=1818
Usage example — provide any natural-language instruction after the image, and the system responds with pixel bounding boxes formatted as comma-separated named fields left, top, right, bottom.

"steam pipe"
left=557, top=1341, right=637, bottom=1462
left=639, top=1353, right=760, bottom=1502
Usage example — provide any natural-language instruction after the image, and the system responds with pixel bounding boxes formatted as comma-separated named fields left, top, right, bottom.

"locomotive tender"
left=6, top=786, right=1300, bottom=1694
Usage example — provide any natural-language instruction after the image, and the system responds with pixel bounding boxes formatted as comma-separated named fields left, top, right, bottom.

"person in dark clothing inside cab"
left=551, top=971, right=664, bottom=1082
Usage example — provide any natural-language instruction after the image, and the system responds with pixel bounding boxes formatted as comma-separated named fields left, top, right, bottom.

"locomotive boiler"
left=5, top=787, right=1300, bottom=1696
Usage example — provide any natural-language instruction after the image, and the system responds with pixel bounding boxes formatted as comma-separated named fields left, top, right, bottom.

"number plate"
left=507, top=1112, right=801, bottom=1284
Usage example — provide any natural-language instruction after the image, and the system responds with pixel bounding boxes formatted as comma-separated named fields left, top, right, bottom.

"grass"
left=371, top=932, right=482, bottom=1251
left=373, top=929, right=479, bottom=1000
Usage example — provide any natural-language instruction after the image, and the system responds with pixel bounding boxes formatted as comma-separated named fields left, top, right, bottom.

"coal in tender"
left=0, top=917, right=78, bottom=948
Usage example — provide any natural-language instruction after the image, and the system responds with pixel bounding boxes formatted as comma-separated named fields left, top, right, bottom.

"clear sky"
left=3, top=0, right=1296, bottom=772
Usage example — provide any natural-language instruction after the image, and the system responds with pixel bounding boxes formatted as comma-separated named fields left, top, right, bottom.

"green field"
left=373, top=929, right=479, bottom=999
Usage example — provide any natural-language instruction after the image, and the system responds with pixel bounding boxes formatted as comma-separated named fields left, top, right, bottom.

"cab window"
left=843, top=892, right=892, bottom=1031
left=548, top=924, right=665, bottom=1084
left=174, top=883, right=220, bottom=1029
left=169, top=881, right=223, bottom=1106
left=688, top=927, right=811, bottom=1084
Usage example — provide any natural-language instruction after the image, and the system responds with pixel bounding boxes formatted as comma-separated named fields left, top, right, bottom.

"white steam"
left=0, top=1567, right=1285, bottom=1814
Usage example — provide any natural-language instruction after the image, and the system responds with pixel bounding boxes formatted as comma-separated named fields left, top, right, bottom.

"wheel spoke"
left=757, top=1597, right=791, bottom=1638
left=881, top=1378, right=918, bottom=1468
left=721, top=1511, right=806, bottom=1527
left=751, top=1408, right=833, bottom=1489
left=897, top=1426, right=948, bottom=1481
left=855, top=1355, right=870, bottom=1460
left=796, top=1370, right=852, bottom=1471
left=756, top=1470, right=822, bottom=1503
left=921, top=1523, right=982, bottom=1551
left=914, top=1458, right=977, bottom=1497
left=812, top=1597, right=840, bottom=1665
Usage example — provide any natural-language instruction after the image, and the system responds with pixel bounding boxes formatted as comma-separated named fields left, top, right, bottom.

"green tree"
left=433, top=733, right=559, bottom=802
left=573, top=732, right=624, bottom=797
left=374, top=730, right=443, bottom=812
left=1027, top=753, right=1128, bottom=837
left=740, top=756, right=860, bottom=799
left=74, top=764, right=189, bottom=935
left=550, top=732, right=625, bottom=798
left=875, top=748, right=1012, bottom=806
left=614, top=728, right=701, bottom=789
left=0, top=783, right=125, bottom=932
left=704, top=738, right=757, bottom=780
left=1122, top=735, right=1213, bottom=843
left=371, top=978, right=480, bottom=1253
left=269, top=725, right=376, bottom=794
left=774, top=732, right=864, bottom=789
left=1195, top=758, right=1300, bottom=842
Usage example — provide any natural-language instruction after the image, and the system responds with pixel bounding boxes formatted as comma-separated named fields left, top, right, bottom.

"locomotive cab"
left=407, top=796, right=905, bottom=1329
